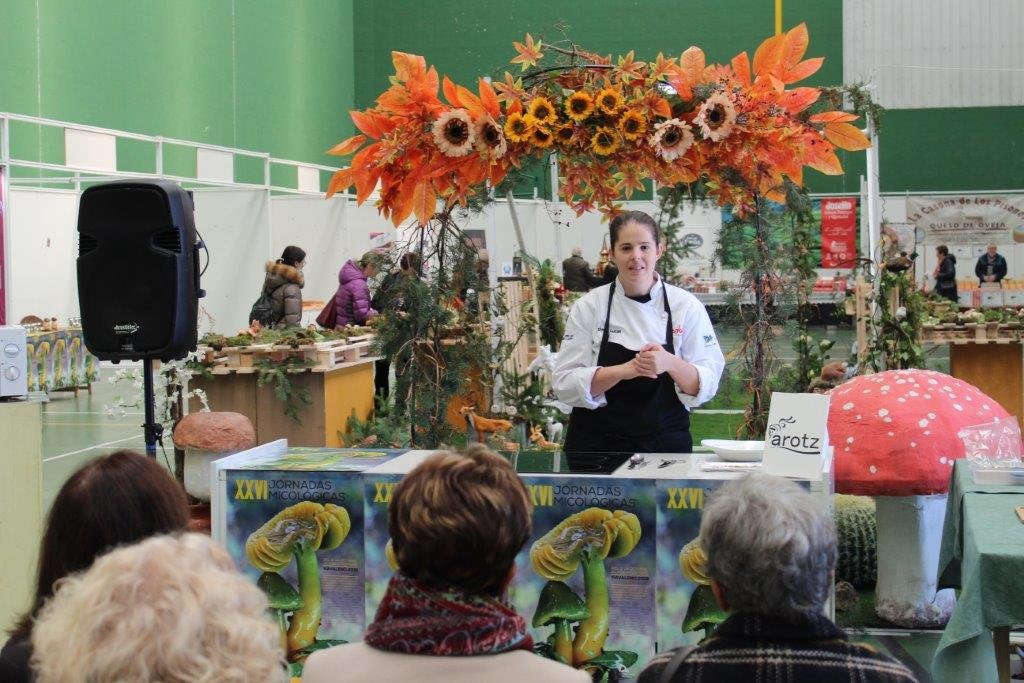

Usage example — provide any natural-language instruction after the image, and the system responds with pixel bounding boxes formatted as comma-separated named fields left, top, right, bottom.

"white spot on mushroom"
left=878, top=408, right=889, bottom=417
left=924, top=394, right=932, bottom=399
left=896, top=380, right=906, bottom=385
left=862, top=389, right=871, bottom=394
left=844, top=447, right=850, bottom=452
left=855, top=414, right=861, bottom=420
left=928, top=379, right=938, bottom=385
left=846, top=436, right=854, bottom=444
left=881, top=385, right=891, bottom=391
left=965, top=396, right=973, bottom=402
left=953, top=404, right=963, bottom=411
left=940, top=457, right=947, bottom=465
left=869, top=465, right=878, bottom=474
left=924, top=430, right=931, bottom=435
left=983, top=404, right=991, bottom=411
left=928, top=413, right=936, bottom=420
left=883, top=417, right=893, bottom=423
left=888, top=431, right=895, bottom=437
left=911, top=441, right=917, bottom=448
left=918, top=418, right=929, bottom=428
left=843, top=402, right=854, bottom=410
left=908, top=391, right=919, bottom=397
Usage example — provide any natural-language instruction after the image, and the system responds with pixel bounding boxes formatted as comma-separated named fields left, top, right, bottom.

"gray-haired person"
left=640, top=473, right=917, bottom=683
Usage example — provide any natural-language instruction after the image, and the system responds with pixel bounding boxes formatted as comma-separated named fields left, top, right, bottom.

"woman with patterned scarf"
left=303, top=445, right=588, bottom=683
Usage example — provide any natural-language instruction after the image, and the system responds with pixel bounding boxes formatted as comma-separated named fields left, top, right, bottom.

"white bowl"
left=701, top=439, right=765, bottom=462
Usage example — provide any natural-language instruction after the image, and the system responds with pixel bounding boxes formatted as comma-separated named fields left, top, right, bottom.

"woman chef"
left=553, top=210, right=724, bottom=457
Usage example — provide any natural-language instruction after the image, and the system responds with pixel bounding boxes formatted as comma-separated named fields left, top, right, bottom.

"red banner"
left=820, top=197, right=858, bottom=269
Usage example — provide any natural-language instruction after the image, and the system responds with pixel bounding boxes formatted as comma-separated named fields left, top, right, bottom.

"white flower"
left=695, top=93, right=737, bottom=142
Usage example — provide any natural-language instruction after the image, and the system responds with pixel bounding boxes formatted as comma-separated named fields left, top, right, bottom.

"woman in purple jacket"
left=334, top=251, right=380, bottom=328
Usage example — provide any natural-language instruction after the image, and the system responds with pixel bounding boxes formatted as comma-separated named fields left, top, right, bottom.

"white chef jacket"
left=553, top=276, right=725, bottom=410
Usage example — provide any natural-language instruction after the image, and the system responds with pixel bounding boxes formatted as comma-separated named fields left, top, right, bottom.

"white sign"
left=762, top=392, right=830, bottom=480
left=500, top=261, right=514, bottom=276
left=906, top=195, right=1024, bottom=245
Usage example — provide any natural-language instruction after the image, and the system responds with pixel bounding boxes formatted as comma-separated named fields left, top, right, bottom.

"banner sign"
left=820, top=197, right=858, bottom=268
left=906, top=195, right=1024, bottom=245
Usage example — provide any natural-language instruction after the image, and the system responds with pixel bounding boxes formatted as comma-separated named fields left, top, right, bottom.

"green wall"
left=0, top=0, right=356, bottom=182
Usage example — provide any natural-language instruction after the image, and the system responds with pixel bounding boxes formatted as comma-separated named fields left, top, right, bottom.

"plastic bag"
left=958, top=416, right=1023, bottom=469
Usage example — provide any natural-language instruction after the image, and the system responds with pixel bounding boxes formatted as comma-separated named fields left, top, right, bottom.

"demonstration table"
left=935, top=460, right=1024, bottom=682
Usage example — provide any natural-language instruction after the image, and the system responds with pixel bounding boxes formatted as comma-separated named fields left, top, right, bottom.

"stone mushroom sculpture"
left=172, top=411, right=256, bottom=500
left=829, top=369, right=1010, bottom=627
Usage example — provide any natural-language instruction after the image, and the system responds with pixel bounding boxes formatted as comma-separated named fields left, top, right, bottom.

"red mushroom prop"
left=829, top=369, right=1010, bottom=627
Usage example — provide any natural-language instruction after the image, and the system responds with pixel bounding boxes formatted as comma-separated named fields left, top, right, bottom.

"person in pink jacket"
left=333, top=251, right=379, bottom=328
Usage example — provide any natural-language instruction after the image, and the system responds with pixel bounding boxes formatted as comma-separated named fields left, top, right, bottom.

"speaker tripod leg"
left=142, top=358, right=162, bottom=458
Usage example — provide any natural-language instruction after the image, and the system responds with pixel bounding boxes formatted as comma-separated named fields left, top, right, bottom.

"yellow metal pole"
left=775, top=0, right=783, bottom=35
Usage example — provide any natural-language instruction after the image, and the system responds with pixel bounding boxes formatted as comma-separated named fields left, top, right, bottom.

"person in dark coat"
left=371, top=252, right=420, bottom=406
left=638, top=473, right=916, bottom=683
left=562, top=247, right=602, bottom=292
left=975, top=243, right=1008, bottom=285
left=262, top=245, right=306, bottom=328
left=0, top=451, right=189, bottom=683
left=933, top=245, right=958, bottom=302
left=334, top=251, right=379, bottom=328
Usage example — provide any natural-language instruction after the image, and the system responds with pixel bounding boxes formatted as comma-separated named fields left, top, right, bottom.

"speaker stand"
left=142, top=358, right=163, bottom=458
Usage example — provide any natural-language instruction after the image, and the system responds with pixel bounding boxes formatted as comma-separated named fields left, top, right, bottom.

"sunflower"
left=504, top=112, right=534, bottom=143
left=564, top=91, right=594, bottom=122
left=649, top=118, right=694, bottom=161
left=595, top=87, right=625, bottom=116
left=590, top=126, right=620, bottom=156
left=617, top=108, right=647, bottom=141
left=475, top=117, right=508, bottom=157
left=527, top=96, right=558, bottom=127
left=431, top=109, right=476, bottom=157
left=554, top=123, right=576, bottom=146
left=531, top=126, right=555, bottom=149
left=695, top=93, right=737, bottom=142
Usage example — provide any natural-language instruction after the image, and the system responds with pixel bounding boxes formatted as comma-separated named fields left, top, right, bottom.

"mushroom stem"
left=552, top=619, right=574, bottom=664
left=874, top=495, right=955, bottom=627
left=573, top=550, right=609, bottom=665
left=287, top=546, right=323, bottom=656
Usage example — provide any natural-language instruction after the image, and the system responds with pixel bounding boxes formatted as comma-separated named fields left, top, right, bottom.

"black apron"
left=564, top=281, right=692, bottom=459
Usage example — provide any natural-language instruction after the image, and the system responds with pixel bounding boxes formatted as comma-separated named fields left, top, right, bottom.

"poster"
left=222, top=447, right=402, bottom=674
left=906, top=195, right=1024, bottom=245
left=512, top=475, right=657, bottom=676
left=820, top=197, right=858, bottom=268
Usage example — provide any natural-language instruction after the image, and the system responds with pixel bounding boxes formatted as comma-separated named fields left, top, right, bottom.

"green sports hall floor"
left=38, top=367, right=947, bottom=680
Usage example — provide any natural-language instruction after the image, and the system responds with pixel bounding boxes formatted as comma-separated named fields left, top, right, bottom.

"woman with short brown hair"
left=302, top=445, right=588, bottom=683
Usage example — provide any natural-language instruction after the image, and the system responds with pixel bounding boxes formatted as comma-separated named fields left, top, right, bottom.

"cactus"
left=834, top=495, right=877, bottom=588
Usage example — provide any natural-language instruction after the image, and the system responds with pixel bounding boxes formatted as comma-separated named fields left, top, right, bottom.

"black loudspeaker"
left=77, top=180, right=202, bottom=361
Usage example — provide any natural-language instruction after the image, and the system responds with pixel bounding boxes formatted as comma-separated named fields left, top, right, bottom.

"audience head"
left=936, top=244, right=949, bottom=257
left=31, top=533, right=283, bottom=683
left=700, top=472, right=836, bottom=622
left=399, top=251, right=421, bottom=273
left=572, top=246, right=583, bottom=257
left=987, top=242, right=998, bottom=256
left=10, top=450, right=189, bottom=641
left=279, top=245, right=306, bottom=268
left=358, top=251, right=381, bottom=277
left=388, top=444, right=532, bottom=594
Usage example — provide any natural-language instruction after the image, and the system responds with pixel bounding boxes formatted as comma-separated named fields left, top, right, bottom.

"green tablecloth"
left=933, top=460, right=1024, bottom=681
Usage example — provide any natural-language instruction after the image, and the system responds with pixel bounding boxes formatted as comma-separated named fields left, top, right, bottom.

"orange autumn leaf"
left=455, top=84, right=485, bottom=118
left=679, top=46, right=705, bottom=87
left=782, top=23, right=810, bottom=69
left=649, top=53, right=677, bottom=83
left=350, top=110, right=392, bottom=139
left=780, top=87, right=820, bottom=114
left=731, top=51, right=751, bottom=86
left=389, top=179, right=417, bottom=227
left=809, top=111, right=858, bottom=124
left=651, top=96, right=671, bottom=118
left=782, top=57, right=824, bottom=84
left=412, top=181, right=436, bottom=225
left=807, top=147, right=844, bottom=176
left=326, top=168, right=354, bottom=198
left=511, top=33, right=543, bottom=71
left=616, top=50, right=646, bottom=81
left=823, top=121, right=871, bottom=151
left=752, top=33, right=785, bottom=78
left=442, top=76, right=462, bottom=107
left=477, top=78, right=500, bottom=117
left=326, top=134, right=366, bottom=157
left=392, top=52, right=427, bottom=83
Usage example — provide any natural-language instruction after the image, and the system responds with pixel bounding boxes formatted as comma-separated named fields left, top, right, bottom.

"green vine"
left=654, top=184, right=701, bottom=281
left=863, top=270, right=927, bottom=371
left=819, top=82, right=886, bottom=133
left=255, top=356, right=315, bottom=423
